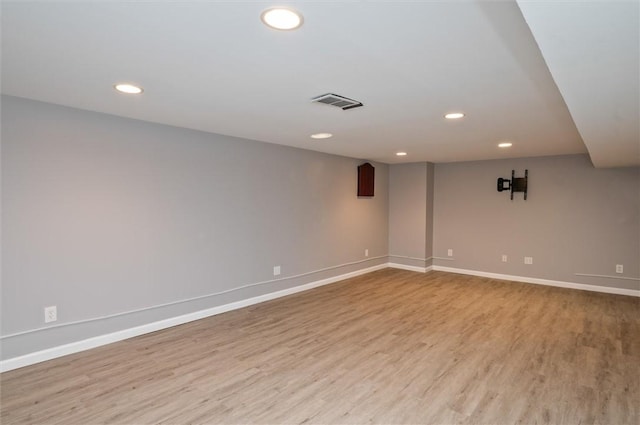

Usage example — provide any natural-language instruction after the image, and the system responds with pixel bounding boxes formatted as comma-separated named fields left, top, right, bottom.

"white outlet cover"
left=273, top=266, right=281, bottom=276
left=447, top=249, right=453, bottom=257
left=616, top=264, right=624, bottom=274
left=502, top=255, right=508, bottom=262
left=44, top=306, right=57, bottom=323
left=365, top=249, right=369, bottom=257
left=524, top=257, right=533, bottom=265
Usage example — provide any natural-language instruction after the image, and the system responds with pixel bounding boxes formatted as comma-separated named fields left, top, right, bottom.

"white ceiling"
left=517, top=0, right=639, bottom=168
left=0, top=1, right=635, bottom=166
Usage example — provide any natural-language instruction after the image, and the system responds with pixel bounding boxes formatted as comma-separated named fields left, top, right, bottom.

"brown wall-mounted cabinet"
left=358, top=162, right=375, bottom=197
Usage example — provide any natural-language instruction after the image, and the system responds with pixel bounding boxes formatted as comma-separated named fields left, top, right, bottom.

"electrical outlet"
left=447, top=249, right=453, bottom=257
left=524, top=257, right=533, bottom=265
left=365, top=249, right=369, bottom=257
left=44, top=306, right=57, bottom=323
left=502, top=254, right=508, bottom=262
left=273, top=266, right=281, bottom=276
left=616, top=264, right=623, bottom=274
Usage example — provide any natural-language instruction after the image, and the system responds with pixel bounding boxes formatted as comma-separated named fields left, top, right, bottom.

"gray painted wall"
left=389, top=163, right=426, bottom=266
left=1, top=96, right=389, bottom=359
left=2, top=95, right=638, bottom=363
left=388, top=163, right=435, bottom=269
left=425, top=163, right=435, bottom=264
left=433, top=155, right=640, bottom=289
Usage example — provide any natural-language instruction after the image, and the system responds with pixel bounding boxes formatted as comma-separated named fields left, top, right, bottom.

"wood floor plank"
left=1, top=269, right=638, bottom=424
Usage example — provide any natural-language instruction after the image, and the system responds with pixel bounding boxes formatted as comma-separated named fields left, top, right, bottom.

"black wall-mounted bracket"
left=497, top=169, right=528, bottom=200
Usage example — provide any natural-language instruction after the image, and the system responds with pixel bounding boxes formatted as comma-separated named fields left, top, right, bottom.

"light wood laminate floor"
left=1, top=269, right=639, bottom=424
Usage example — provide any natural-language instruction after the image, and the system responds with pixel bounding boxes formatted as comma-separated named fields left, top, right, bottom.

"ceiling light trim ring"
left=261, top=7, right=304, bottom=31
left=114, top=83, right=143, bottom=94
left=311, top=133, right=333, bottom=139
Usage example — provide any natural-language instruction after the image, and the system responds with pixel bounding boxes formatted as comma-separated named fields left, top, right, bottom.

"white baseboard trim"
left=432, top=266, right=640, bottom=297
left=4, top=262, right=635, bottom=372
left=388, top=263, right=432, bottom=273
left=0, top=263, right=387, bottom=373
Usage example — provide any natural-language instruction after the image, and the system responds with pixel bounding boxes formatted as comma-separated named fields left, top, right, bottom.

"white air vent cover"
left=311, top=93, right=363, bottom=110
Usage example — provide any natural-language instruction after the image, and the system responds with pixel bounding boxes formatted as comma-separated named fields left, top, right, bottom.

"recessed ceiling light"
left=261, top=8, right=303, bottom=30
left=396, top=152, right=408, bottom=156
left=311, top=133, right=332, bottom=139
left=444, top=112, right=465, bottom=119
left=498, top=142, right=513, bottom=148
left=114, top=83, right=143, bottom=94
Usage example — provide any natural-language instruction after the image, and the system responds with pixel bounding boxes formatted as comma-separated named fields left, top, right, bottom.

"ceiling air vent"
left=311, top=93, right=363, bottom=110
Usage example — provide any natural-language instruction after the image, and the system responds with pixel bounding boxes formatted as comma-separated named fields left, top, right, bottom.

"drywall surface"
left=425, top=163, right=435, bottom=264
left=1, top=96, right=389, bottom=359
left=433, top=155, right=639, bottom=290
left=388, top=163, right=435, bottom=269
